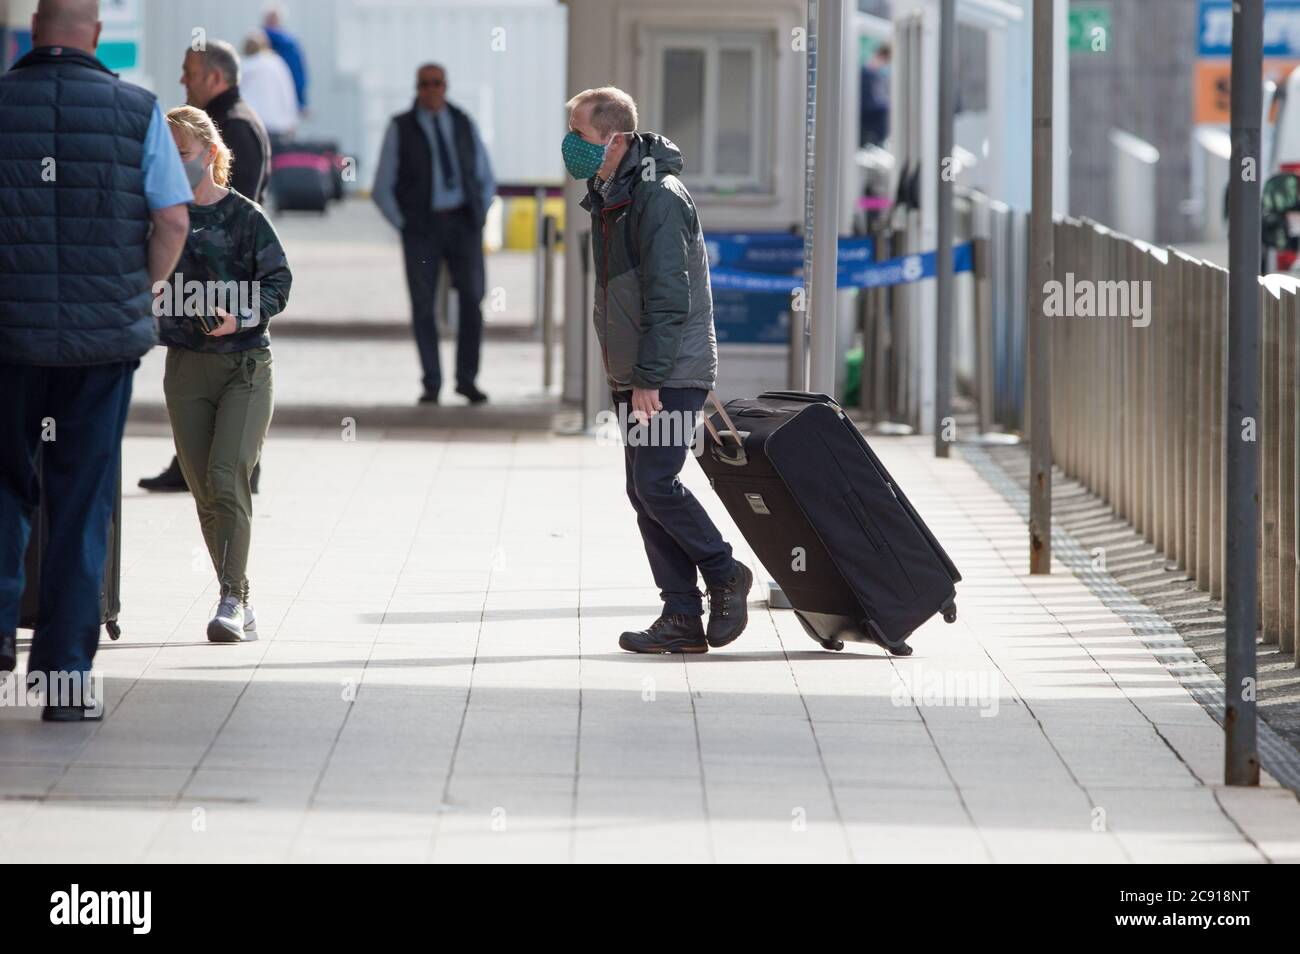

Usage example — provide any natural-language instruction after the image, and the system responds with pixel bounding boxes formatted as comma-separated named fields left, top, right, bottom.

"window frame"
left=642, top=28, right=773, bottom=196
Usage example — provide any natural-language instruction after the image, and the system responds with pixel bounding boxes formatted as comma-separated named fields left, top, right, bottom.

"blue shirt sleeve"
left=141, top=102, right=193, bottom=210
left=371, top=120, right=403, bottom=230
left=473, top=122, right=496, bottom=219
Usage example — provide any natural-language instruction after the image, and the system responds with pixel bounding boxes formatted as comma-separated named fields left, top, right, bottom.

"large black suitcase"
left=269, top=152, right=332, bottom=213
left=274, top=138, right=347, bottom=201
left=697, top=391, right=960, bottom=655
left=20, top=455, right=123, bottom=641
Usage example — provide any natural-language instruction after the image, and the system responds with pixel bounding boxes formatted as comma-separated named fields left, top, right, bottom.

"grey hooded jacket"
left=581, top=133, right=718, bottom=392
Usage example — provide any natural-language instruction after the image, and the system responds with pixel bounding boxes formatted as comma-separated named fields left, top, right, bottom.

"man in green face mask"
left=565, top=86, right=753, bottom=655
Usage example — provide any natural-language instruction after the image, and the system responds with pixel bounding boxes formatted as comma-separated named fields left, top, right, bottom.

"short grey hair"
left=243, top=31, right=270, bottom=56
left=566, top=86, right=638, bottom=137
left=193, top=40, right=241, bottom=87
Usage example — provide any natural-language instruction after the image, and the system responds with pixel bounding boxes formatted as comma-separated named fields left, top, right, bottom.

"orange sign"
left=1195, top=59, right=1300, bottom=124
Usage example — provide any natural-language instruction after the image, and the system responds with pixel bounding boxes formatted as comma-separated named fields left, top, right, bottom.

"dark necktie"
left=431, top=115, right=458, bottom=190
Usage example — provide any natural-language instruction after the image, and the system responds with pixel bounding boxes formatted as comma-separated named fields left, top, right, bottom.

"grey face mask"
left=182, top=155, right=207, bottom=189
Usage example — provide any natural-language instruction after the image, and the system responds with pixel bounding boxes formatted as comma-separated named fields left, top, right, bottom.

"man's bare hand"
left=631, top=387, right=662, bottom=425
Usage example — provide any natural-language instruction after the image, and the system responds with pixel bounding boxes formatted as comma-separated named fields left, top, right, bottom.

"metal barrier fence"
left=1046, top=216, right=1300, bottom=662
left=861, top=193, right=1295, bottom=664
left=859, top=189, right=1027, bottom=436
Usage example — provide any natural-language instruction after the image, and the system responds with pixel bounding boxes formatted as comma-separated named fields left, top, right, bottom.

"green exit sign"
left=1069, top=6, right=1111, bottom=54
left=98, top=40, right=138, bottom=71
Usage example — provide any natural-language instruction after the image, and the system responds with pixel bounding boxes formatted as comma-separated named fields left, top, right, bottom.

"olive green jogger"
left=164, top=347, right=274, bottom=602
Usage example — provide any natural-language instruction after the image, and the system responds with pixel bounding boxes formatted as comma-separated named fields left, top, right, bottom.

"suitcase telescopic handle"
left=702, top=392, right=744, bottom=448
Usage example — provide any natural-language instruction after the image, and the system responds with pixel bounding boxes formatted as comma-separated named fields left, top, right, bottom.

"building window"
left=648, top=30, right=772, bottom=195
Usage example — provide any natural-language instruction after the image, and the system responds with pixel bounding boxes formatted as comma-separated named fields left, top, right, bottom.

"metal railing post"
left=1263, top=285, right=1281, bottom=644
left=1162, top=252, right=1178, bottom=557
left=542, top=215, right=557, bottom=391
left=1211, top=266, right=1227, bottom=602
left=1028, top=0, right=1054, bottom=574
left=875, top=228, right=893, bottom=420
left=533, top=185, right=547, bottom=335
left=1224, top=0, right=1262, bottom=787
left=1198, top=266, right=1215, bottom=590
left=1185, top=258, right=1203, bottom=577
left=934, top=0, right=956, bottom=457
left=1279, top=286, right=1297, bottom=655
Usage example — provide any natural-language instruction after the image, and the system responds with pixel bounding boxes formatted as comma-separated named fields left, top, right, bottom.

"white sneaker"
left=207, top=595, right=245, bottom=643
left=243, top=602, right=257, bottom=633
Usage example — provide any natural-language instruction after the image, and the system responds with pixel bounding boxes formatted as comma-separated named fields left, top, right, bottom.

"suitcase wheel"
left=865, top=618, right=913, bottom=656
left=105, top=620, right=121, bottom=641
left=941, top=600, right=957, bottom=625
left=794, top=612, right=844, bottom=652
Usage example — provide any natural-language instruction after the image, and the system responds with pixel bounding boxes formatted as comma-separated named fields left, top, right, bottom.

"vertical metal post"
left=1028, top=0, right=1054, bottom=574
left=1225, top=0, right=1262, bottom=787
left=1263, top=287, right=1280, bottom=644
left=797, top=0, right=817, bottom=391
left=934, top=0, right=956, bottom=456
left=1284, top=291, right=1298, bottom=656
left=809, top=0, right=843, bottom=396
left=542, top=216, right=556, bottom=391
left=533, top=185, right=547, bottom=335
left=974, top=236, right=994, bottom=435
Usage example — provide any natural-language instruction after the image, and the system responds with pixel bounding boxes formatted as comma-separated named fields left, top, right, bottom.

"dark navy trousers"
left=0, top=361, right=134, bottom=680
left=615, top=387, right=735, bottom=617
left=401, top=207, right=485, bottom=396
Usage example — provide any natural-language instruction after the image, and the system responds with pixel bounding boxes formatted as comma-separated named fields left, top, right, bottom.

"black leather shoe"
left=138, top=456, right=188, bottom=493
left=706, top=562, right=753, bottom=647
left=42, top=703, right=104, bottom=723
left=418, top=392, right=439, bottom=405
left=0, top=631, right=15, bottom=673
left=619, top=614, right=707, bottom=654
left=455, top=383, right=488, bottom=405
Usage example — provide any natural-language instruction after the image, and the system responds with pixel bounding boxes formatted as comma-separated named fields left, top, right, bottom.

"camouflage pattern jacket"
left=157, top=189, right=292, bottom=353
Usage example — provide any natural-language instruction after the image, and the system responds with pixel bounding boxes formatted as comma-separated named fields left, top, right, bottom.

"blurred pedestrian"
left=262, top=4, right=308, bottom=116
left=373, top=63, right=496, bottom=405
left=142, top=37, right=273, bottom=494
left=179, top=39, right=271, bottom=204
left=0, top=0, right=191, bottom=720
left=240, top=31, right=298, bottom=147
left=563, top=87, right=752, bottom=654
left=859, top=43, right=890, bottom=148
left=156, top=106, right=291, bottom=643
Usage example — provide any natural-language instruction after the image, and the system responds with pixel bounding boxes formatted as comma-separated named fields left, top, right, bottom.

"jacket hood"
left=624, top=132, right=684, bottom=179
left=584, top=132, right=684, bottom=209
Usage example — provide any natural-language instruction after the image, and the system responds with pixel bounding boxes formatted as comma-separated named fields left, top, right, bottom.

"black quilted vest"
left=0, top=46, right=157, bottom=366
left=393, top=100, right=484, bottom=230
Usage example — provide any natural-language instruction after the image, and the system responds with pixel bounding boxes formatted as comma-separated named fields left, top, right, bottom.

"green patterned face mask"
left=562, top=131, right=608, bottom=180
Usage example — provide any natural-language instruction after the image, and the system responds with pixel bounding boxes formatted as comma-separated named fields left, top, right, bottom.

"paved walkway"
left=3, top=427, right=1300, bottom=863
left=128, top=200, right=563, bottom=424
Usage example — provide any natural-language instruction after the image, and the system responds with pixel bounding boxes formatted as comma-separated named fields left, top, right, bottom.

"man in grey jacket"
left=565, top=86, right=752, bottom=654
